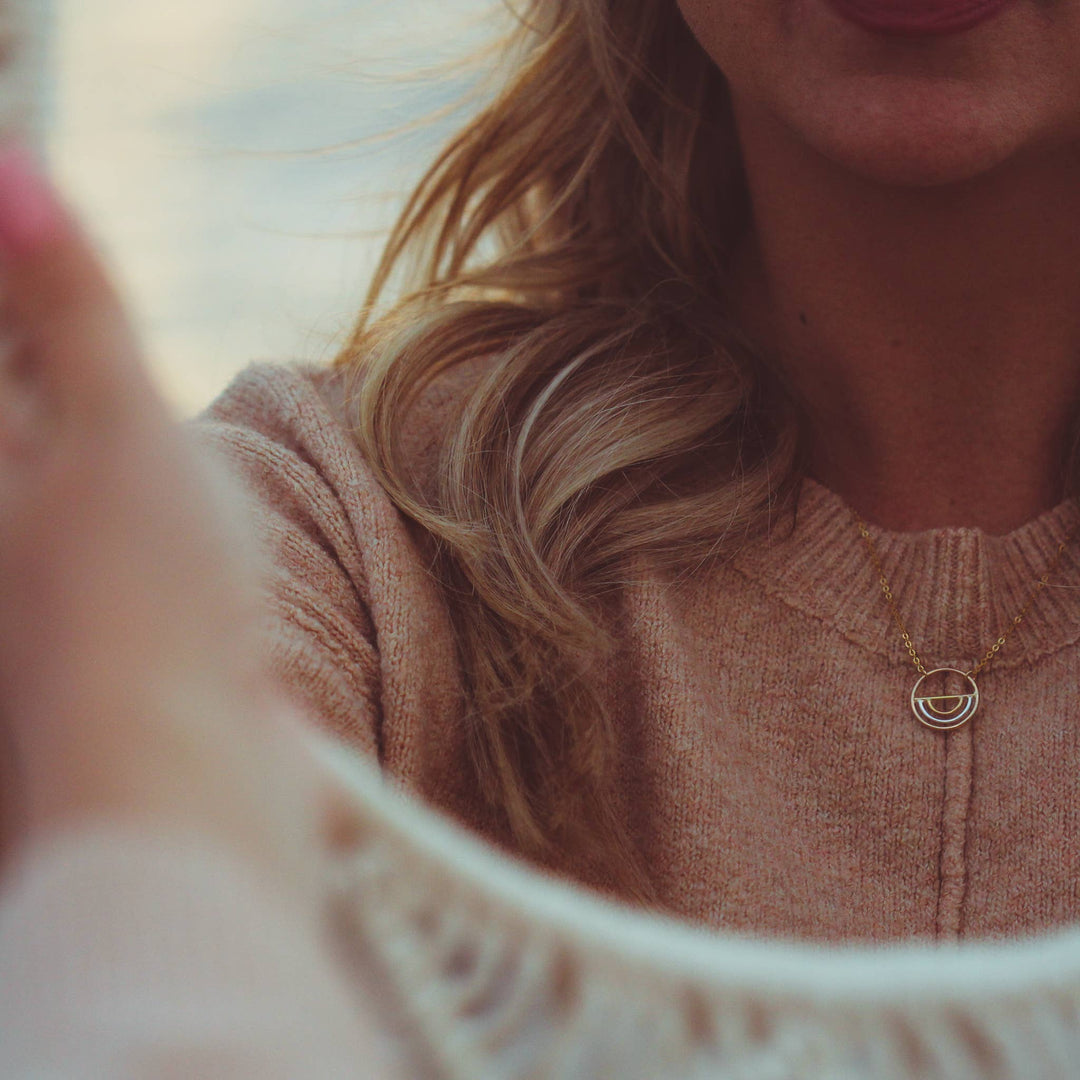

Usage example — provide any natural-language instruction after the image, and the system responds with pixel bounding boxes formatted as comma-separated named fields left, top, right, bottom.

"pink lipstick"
left=824, top=0, right=1017, bottom=37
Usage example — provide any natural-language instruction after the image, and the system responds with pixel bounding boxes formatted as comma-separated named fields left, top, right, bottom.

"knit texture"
left=320, top=737, right=1080, bottom=1080
left=9, top=732, right=1080, bottom=1078
left=194, top=360, right=1080, bottom=947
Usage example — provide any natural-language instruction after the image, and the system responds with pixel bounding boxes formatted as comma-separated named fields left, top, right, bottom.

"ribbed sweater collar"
left=733, top=479, right=1080, bottom=672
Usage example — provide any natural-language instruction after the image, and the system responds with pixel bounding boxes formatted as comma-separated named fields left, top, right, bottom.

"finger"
left=0, top=144, right=157, bottom=427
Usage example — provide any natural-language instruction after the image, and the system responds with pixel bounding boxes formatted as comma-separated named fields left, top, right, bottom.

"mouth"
left=822, top=0, right=1018, bottom=37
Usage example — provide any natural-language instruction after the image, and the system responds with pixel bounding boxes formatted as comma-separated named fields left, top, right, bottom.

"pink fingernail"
left=0, top=144, right=65, bottom=257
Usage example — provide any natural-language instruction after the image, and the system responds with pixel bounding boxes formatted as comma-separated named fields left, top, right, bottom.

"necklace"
left=853, top=510, right=1078, bottom=731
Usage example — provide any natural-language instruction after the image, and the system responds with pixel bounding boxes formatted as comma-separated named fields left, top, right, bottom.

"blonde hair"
left=334, top=0, right=800, bottom=903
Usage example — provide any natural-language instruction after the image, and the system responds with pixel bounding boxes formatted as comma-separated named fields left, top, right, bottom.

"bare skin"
left=0, top=159, right=357, bottom=899
left=678, top=0, right=1080, bottom=533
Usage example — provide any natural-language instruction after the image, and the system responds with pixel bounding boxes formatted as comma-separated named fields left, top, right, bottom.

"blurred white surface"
left=44, top=0, right=496, bottom=414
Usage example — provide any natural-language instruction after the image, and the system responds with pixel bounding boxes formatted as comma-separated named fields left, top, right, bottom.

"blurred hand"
left=0, top=146, right=346, bottom=908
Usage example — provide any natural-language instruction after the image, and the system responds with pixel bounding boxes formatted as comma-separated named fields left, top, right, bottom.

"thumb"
left=0, top=144, right=154, bottom=429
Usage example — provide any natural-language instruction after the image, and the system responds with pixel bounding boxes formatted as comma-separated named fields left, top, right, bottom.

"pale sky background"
left=36, top=0, right=496, bottom=414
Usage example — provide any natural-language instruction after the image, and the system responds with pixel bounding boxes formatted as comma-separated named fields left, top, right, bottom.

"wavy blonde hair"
left=334, top=0, right=801, bottom=903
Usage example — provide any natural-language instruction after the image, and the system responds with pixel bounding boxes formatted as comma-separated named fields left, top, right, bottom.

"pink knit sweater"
left=194, top=360, right=1080, bottom=947
left=5, top=357, right=1080, bottom=1076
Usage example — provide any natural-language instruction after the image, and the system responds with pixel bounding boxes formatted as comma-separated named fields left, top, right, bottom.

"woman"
left=3, top=0, right=1080, bottom=1073
left=195, top=0, right=1080, bottom=938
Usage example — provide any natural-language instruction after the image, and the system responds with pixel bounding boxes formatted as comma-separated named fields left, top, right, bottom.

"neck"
left=728, top=97, right=1080, bottom=535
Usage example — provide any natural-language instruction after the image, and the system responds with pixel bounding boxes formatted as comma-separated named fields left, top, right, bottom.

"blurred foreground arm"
left=0, top=822, right=384, bottom=1078
left=0, top=145, right=392, bottom=1076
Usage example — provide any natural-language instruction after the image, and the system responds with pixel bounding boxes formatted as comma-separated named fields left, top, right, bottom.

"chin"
left=698, top=0, right=1080, bottom=190
left=772, top=77, right=1048, bottom=188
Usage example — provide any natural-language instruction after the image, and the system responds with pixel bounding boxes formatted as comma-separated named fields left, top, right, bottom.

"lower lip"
left=824, top=0, right=1017, bottom=37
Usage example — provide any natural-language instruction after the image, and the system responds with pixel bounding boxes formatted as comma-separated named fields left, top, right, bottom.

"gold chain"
left=853, top=511, right=1078, bottom=680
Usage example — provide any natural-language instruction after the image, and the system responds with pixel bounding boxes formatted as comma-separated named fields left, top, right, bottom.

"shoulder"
left=186, top=362, right=472, bottom=766
left=193, top=360, right=365, bottom=491
left=190, top=363, right=393, bottom=601
left=187, top=364, right=391, bottom=755
left=193, top=356, right=494, bottom=493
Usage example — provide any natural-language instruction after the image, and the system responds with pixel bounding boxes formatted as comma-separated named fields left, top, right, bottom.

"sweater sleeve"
left=190, top=366, right=385, bottom=762
left=0, top=825, right=399, bottom=1079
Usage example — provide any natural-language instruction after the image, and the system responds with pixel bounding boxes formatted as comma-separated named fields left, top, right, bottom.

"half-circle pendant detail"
left=910, top=668, right=979, bottom=730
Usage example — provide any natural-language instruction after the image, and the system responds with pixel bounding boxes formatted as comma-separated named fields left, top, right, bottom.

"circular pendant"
left=910, top=668, right=979, bottom=730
